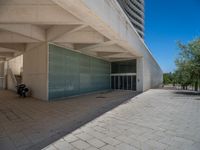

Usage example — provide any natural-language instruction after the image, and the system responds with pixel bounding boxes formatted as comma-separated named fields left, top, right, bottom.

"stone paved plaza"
left=0, top=90, right=136, bottom=150
left=44, top=89, right=200, bottom=150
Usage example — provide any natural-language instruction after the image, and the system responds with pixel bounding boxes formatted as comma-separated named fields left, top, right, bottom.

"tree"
left=175, top=38, right=200, bottom=91
left=163, top=72, right=173, bottom=85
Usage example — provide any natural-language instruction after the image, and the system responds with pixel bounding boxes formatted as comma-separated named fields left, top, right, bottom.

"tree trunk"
left=195, top=81, right=198, bottom=91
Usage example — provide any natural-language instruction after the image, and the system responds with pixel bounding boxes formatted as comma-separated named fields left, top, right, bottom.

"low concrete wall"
left=143, top=55, right=163, bottom=91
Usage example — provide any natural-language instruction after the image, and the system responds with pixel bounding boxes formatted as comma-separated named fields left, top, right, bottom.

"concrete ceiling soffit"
left=88, top=45, right=126, bottom=53
left=109, top=58, right=134, bottom=62
left=51, top=0, right=124, bottom=43
left=0, top=0, right=55, bottom=5
left=54, top=26, right=106, bottom=44
left=0, top=24, right=46, bottom=41
left=0, top=3, right=83, bottom=24
left=0, top=30, right=39, bottom=43
left=0, top=52, right=14, bottom=57
left=54, top=43, right=74, bottom=50
left=0, top=47, right=18, bottom=53
left=51, top=0, right=142, bottom=58
left=96, top=52, right=123, bottom=57
left=74, top=44, right=95, bottom=50
left=0, top=43, right=25, bottom=52
left=104, top=52, right=136, bottom=59
left=47, top=24, right=87, bottom=41
left=78, top=41, right=116, bottom=51
left=0, top=57, right=6, bottom=61
left=117, top=40, right=141, bottom=57
left=25, top=43, right=45, bottom=51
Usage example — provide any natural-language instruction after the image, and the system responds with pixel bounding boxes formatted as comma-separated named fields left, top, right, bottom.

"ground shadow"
left=174, top=91, right=200, bottom=96
left=27, top=91, right=139, bottom=150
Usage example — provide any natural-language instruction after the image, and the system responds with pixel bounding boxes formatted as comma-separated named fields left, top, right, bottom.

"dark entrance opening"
left=111, top=60, right=137, bottom=91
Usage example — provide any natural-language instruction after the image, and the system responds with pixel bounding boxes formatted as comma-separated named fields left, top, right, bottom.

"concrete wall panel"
left=7, top=55, right=23, bottom=91
left=143, top=55, right=163, bottom=91
left=136, top=57, right=143, bottom=92
left=23, top=43, right=48, bottom=100
left=8, top=55, right=23, bottom=75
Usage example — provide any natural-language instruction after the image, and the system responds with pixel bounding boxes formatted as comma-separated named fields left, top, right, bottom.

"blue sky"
left=145, top=0, right=200, bottom=73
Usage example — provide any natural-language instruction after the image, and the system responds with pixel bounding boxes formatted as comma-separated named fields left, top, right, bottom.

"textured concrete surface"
left=44, top=89, right=200, bottom=150
left=0, top=90, right=137, bottom=150
left=0, top=0, right=163, bottom=98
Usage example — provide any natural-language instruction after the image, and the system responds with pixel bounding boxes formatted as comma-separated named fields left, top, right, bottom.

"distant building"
left=118, top=0, right=145, bottom=38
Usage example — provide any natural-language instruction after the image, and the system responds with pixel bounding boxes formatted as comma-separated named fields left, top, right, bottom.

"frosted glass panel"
left=48, top=44, right=110, bottom=100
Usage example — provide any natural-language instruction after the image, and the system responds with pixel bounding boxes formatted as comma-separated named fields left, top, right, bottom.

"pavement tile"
left=3, top=89, right=200, bottom=150
left=100, top=145, right=116, bottom=150
left=0, top=90, right=136, bottom=150
left=0, top=137, right=16, bottom=150
left=115, top=143, right=138, bottom=150
left=71, top=140, right=91, bottom=150
left=87, top=138, right=106, bottom=148
left=64, top=134, right=79, bottom=143
left=100, top=137, right=121, bottom=146
left=53, top=140, right=74, bottom=150
left=43, top=145, right=57, bottom=150
left=75, top=132, right=93, bottom=141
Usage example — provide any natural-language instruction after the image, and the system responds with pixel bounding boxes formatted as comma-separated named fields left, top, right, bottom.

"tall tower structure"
left=118, top=0, right=145, bottom=38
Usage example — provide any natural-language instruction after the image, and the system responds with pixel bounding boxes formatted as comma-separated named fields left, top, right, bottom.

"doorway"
left=111, top=60, right=137, bottom=91
left=111, top=74, right=136, bottom=91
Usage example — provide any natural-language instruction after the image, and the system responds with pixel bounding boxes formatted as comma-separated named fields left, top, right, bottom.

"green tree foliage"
left=174, top=38, right=200, bottom=90
left=163, top=72, right=173, bottom=85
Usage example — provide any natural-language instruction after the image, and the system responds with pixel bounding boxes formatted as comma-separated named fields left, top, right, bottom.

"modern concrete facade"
left=118, top=0, right=145, bottom=38
left=0, top=0, right=162, bottom=100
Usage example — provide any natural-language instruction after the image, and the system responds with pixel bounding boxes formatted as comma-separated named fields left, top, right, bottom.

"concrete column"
left=136, top=57, right=143, bottom=92
left=23, top=42, right=48, bottom=100
left=7, top=55, right=23, bottom=91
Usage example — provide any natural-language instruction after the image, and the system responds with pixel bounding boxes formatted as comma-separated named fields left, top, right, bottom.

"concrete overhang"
left=51, top=0, right=160, bottom=67
left=0, top=0, right=161, bottom=69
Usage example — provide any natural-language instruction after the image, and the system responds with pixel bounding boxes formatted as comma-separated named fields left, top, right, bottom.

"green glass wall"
left=48, top=44, right=110, bottom=100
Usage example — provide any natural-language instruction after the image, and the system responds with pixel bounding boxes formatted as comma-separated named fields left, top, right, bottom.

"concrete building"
left=0, top=0, right=162, bottom=101
left=118, top=0, right=145, bottom=38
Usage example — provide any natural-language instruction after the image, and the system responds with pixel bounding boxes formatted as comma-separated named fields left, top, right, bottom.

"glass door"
left=111, top=75, right=136, bottom=91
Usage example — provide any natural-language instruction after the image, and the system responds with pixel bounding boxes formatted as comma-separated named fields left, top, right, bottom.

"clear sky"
left=145, top=0, right=200, bottom=73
